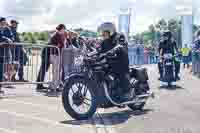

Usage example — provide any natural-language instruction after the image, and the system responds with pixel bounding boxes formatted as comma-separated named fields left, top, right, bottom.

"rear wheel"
left=128, top=81, right=147, bottom=111
left=62, top=77, right=97, bottom=120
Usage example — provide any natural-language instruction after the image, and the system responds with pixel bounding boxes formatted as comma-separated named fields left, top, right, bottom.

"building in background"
left=118, top=8, right=131, bottom=40
left=176, top=5, right=193, bottom=48
left=181, top=15, right=193, bottom=47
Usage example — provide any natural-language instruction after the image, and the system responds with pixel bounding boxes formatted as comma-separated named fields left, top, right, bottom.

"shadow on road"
left=61, top=109, right=153, bottom=126
left=159, top=85, right=185, bottom=90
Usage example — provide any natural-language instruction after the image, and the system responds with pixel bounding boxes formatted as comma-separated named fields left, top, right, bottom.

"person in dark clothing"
left=97, top=22, right=130, bottom=101
left=36, top=47, right=51, bottom=91
left=158, top=30, right=180, bottom=80
left=36, top=24, right=66, bottom=92
left=0, top=17, right=14, bottom=93
left=10, top=20, right=27, bottom=81
left=71, top=32, right=79, bottom=48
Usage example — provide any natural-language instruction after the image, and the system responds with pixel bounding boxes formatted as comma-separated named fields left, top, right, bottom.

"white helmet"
left=97, top=22, right=116, bottom=36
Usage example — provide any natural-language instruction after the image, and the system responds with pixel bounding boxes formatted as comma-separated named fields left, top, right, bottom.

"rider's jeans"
left=118, top=73, right=130, bottom=94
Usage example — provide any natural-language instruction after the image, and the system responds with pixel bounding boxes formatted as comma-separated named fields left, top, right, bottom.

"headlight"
left=74, top=55, right=84, bottom=65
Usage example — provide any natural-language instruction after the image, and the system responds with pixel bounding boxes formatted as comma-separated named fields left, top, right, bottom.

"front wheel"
left=62, top=76, right=97, bottom=120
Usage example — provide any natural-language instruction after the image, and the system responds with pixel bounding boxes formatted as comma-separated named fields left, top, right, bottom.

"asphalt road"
left=0, top=64, right=200, bottom=133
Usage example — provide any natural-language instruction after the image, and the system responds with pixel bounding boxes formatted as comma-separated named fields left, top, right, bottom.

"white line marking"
left=0, top=99, right=105, bottom=132
left=0, top=128, right=19, bottom=133
left=2, top=99, right=59, bottom=112
left=0, top=109, right=69, bottom=128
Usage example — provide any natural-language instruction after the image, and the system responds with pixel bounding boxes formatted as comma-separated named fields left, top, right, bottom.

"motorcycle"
left=62, top=47, right=154, bottom=120
left=160, top=53, right=181, bottom=87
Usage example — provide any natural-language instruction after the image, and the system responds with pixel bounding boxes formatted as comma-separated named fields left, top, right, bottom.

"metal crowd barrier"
left=192, top=51, right=200, bottom=74
left=0, top=43, right=61, bottom=87
left=0, top=42, right=179, bottom=89
left=128, top=54, right=159, bottom=65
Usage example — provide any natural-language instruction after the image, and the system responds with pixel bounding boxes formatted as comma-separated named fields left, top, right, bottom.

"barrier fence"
left=1, top=43, right=192, bottom=90
left=192, top=51, right=200, bottom=74
left=0, top=43, right=61, bottom=88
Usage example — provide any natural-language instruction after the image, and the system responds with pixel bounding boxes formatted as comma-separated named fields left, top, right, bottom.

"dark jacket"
left=99, top=32, right=129, bottom=74
left=49, top=32, right=65, bottom=55
left=0, top=27, right=14, bottom=63
left=158, top=39, right=178, bottom=56
left=10, top=27, right=26, bottom=64
left=10, top=27, right=20, bottom=42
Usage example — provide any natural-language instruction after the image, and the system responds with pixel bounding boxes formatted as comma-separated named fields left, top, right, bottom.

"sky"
left=0, top=0, right=197, bottom=33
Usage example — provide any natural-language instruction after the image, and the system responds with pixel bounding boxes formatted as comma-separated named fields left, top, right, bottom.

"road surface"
left=0, top=65, right=200, bottom=133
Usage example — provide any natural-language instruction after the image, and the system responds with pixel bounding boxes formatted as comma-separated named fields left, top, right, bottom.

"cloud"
left=0, top=0, right=196, bottom=33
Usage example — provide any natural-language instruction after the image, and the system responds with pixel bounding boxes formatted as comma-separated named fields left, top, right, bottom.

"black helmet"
left=0, top=17, right=6, bottom=23
left=162, top=30, right=172, bottom=40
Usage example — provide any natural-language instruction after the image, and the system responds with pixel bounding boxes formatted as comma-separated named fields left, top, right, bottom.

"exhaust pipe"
left=103, top=82, right=154, bottom=106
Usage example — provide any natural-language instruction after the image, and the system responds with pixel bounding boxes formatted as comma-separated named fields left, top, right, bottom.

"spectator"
left=144, top=47, right=149, bottom=64
left=63, top=31, right=85, bottom=77
left=10, top=20, right=28, bottom=81
left=192, top=30, right=200, bottom=75
left=0, top=17, right=14, bottom=93
left=49, top=24, right=66, bottom=92
left=71, top=32, right=80, bottom=48
left=0, top=18, right=14, bottom=82
left=36, top=24, right=66, bottom=92
left=36, top=45, right=51, bottom=92
left=181, top=44, right=191, bottom=69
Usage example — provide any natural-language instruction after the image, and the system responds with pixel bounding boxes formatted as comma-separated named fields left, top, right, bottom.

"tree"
left=38, top=32, right=49, bottom=41
left=33, top=32, right=40, bottom=40
left=148, top=24, right=156, bottom=45
left=149, top=24, right=155, bottom=33
left=155, top=19, right=167, bottom=31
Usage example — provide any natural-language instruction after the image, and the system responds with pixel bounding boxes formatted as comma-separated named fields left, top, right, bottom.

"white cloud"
left=0, top=0, right=197, bottom=33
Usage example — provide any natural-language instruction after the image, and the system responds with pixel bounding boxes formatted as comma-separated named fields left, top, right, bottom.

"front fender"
left=64, top=73, right=86, bottom=83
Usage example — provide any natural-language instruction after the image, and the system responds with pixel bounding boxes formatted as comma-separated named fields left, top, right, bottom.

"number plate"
left=166, top=62, right=172, bottom=65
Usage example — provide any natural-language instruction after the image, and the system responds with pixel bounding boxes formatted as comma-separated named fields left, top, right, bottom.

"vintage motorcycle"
left=62, top=46, right=154, bottom=120
left=160, top=53, right=181, bottom=87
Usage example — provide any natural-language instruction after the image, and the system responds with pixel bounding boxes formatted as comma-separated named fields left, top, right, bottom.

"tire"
left=62, top=76, right=97, bottom=120
left=128, top=102, right=146, bottom=111
left=168, top=82, right=174, bottom=88
left=128, top=82, right=147, bottom=111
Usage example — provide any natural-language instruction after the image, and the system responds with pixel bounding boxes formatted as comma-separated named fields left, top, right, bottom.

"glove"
left=107, top=51, right=114, bottom=56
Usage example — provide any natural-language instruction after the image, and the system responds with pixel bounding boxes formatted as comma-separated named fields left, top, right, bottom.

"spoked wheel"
left=62, top=77, right=97, bottom=120
left=128, top=81, right=147, bottom=111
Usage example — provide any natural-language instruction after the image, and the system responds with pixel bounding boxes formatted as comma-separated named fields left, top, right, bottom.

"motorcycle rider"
left=97, top=22, right=131, bottom=101
left=158, top=30, right=180, bottom=80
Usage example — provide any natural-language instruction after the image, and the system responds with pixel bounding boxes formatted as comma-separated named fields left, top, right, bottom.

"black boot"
left=36, top=84, right=48, bottom=92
